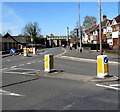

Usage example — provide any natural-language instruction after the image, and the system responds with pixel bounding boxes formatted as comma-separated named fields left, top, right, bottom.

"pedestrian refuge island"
left=44, top=54, right=54, bottom=72
left=97, top=55, right=109, bottom=78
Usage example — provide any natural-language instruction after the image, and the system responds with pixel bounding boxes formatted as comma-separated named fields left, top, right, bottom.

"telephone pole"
left=98, top=0, right=103, bottom=55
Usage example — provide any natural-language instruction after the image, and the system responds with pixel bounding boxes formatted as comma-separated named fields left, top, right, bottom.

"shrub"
left=77, top=43, right=110, bottom=50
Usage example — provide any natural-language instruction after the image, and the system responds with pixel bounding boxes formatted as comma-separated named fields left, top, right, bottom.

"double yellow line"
left=54, top=48, right=68, bottom=58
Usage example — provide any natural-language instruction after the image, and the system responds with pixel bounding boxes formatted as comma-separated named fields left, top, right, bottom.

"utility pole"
left=67, top=27, right=69, bottom=47
left=98, top=0, right=103, bottom=55
left=78, top=0, right=82, bottom=52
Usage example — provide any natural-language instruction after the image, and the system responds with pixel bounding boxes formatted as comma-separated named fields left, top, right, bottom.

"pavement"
left=61, top=47, right=119, bottom=63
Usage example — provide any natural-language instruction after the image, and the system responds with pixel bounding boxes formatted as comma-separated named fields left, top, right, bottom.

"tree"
left=23, top=22, right=41, bottom=44
left=82, top=16, right=97, bottom=30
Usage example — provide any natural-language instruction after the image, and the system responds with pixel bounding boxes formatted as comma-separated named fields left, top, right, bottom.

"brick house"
left=111, top=15, right=120, bottom=49
left=83, top=15, right=120, bottom=49
left=0, top=33, right=26, bottom=51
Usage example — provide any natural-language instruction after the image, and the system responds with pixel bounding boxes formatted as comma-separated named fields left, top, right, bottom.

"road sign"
left=104, top=57, right=108, bottom=63
left=10, top=49, right=15, bottom=54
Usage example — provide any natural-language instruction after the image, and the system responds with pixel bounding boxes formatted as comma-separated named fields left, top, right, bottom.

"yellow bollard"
left=97, top=55, right=109, bottom=78
left=23, top=47, right=27, bottom=56
left=33, top=47, right=36, bottom=55
left=44, top=54, right=54, bottom=72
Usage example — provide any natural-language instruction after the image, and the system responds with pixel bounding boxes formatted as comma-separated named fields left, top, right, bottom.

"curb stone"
left=91, top=75, right=119, bottom=82
left=36, top=71, right=119, bottom=83
left=59, top=55, right=119, bottom=65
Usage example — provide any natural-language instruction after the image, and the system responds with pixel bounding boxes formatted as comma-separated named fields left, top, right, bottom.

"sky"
left=1, top=2, right=119, bottom=36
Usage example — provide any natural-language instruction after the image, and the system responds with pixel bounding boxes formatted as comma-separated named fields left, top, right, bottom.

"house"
left=106, top=20, right=113, bottom=47
left=83, top=15, right=119, bottom=46
left=111, top=15, right=120, bottom=49
left=1, top=33, right=26, bottom=51
left=83, top=22, right=97, bottom=43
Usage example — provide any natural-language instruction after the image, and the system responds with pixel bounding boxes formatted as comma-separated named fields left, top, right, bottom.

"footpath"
left=59, top=47, right=119, bottom=65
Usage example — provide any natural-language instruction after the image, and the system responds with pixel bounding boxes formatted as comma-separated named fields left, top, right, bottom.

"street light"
left=78, top=0, right=82, bottom=52
left=67, top=27, right=69, bottom=47
left=98, top=0, right=103, bottom=55
left=31, top=37, right=34, bottom=48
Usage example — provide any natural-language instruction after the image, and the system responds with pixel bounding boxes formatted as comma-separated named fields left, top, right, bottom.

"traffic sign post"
left=97, top=55, right=109, bottom=78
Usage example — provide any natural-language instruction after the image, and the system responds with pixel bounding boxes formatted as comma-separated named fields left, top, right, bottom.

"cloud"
left=1, top=4, right=25, bottom=35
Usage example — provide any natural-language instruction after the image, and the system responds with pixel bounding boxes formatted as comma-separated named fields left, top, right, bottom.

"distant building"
left=46, top=35, right=68, bottom=47
left=0, top=33, right=26, bottom=51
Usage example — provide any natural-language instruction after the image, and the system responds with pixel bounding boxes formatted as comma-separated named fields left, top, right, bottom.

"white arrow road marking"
left=0, top=89, right=24, bottom=97
left=96, top=84, right=120, bottom=91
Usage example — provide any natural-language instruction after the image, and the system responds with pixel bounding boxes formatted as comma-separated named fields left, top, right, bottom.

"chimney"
left=103, top=15, right=107, bottom=21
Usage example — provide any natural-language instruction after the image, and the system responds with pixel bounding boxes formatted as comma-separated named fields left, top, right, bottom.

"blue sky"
left=1, top=2, right=118, bottom=36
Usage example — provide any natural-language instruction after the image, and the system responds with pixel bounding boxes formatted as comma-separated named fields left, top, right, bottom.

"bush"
left=77, top=43, right=110, bottom=50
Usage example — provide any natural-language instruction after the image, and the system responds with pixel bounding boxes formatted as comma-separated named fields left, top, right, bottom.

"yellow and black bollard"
left=23, top=47, right=27, bottom=56
left=44, top=54, right=54, bottom=72
left=97, top=55, right=109, bottom=78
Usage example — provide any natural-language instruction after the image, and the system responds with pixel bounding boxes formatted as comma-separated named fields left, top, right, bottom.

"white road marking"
left=32, top=61, right=35, bottom=63
left=14, top=68, right=38, bottom=71
left=63, top=102, right=75, bottom=110
left=96, top=84, right=120, bottom=91
left=27, top=63, right=31, bottom=65
left=7, top=60, right=11, bottom=61
left=38, top=51, right=47, bottom=54
left=11, top=66, right=17, bottom=68
left=109, top=84, right=120, bottom=87
left=0, top=89, right=24, bottom=97
left=3, top=71, right=35, bottom=76
left=1, top=68, right=8, bottom=70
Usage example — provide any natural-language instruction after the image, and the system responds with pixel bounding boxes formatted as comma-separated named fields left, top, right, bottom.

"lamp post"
left=31, top=37, right=34, bottom=48
left=67, top=27, right=69, bottom=47
left=78, top=0, right=82, bottom=52
left=98, top=0, right=103, bottom=55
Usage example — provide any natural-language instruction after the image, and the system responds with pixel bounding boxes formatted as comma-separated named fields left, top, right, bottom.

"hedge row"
left=76, top=43, right=110, bottom=50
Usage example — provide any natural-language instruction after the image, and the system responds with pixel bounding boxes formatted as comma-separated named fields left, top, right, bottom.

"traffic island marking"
left=96, top=83, right=120, bottom=91
left=0, top=89, right=24, bottom=97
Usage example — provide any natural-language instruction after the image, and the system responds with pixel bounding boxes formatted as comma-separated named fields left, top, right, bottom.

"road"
left=1, top=47, right=119, bottom=110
